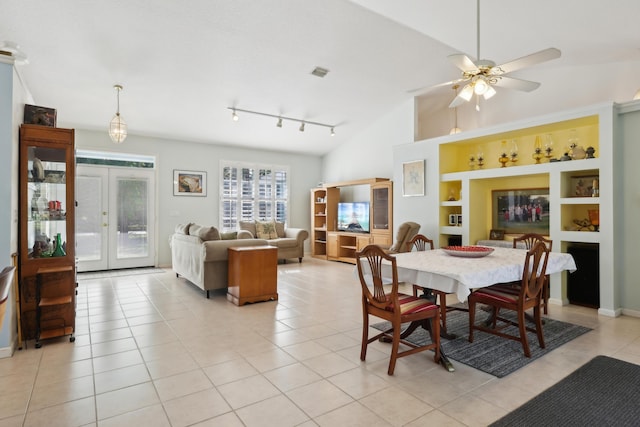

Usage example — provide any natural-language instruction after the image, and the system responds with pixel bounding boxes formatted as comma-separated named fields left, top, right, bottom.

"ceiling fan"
left=412, top=0, right=561, bottom=109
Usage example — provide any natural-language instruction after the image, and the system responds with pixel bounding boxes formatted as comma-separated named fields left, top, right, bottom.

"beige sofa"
left=239, top=220, right=309, bottom=262
left=170, top=223, right=268, bottom=298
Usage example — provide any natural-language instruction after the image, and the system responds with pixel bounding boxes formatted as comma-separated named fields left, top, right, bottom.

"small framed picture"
left=402, top=160, right=425, bottom=197
left=456, top=214, right=462, bottom=226
left=173, top=170, right=207, bottom=196
left=24, top=104, right=57, bottom=127
left=490, top=229, right=505, bottom=240
left=570, top=175, right=599, bottom=197
left=448, top=214, right=457, bottom=226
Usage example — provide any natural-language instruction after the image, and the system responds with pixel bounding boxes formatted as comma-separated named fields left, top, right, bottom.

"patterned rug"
left=372, top=308, right=591, bottom=377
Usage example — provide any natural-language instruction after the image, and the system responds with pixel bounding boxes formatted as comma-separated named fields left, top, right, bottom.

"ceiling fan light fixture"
left=459, top=84, right=474, bottom=102
left=473, top=77, right=489, bottom=95
left=483, top=85, right=497, bottom=100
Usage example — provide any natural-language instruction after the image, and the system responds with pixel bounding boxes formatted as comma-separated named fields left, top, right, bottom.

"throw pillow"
left=220, top=231, right=237, bottom=240
left=238, top=221, right=257, bottom=238
left=275, top=221, right=285, bottom=238
left=256, top=220, right=278, bottom=239
left=189, top=224, right=220, bottom=241
left=175, top=223, right=192, bottom=235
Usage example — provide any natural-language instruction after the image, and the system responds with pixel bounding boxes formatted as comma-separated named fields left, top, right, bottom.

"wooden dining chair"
left=407, top=235, right=452, bottom=337
left=468, top=241, right=550, bottom=357
left=513, top=233, right=553, bottom=314
left=356, top=244, right=440, bottom=375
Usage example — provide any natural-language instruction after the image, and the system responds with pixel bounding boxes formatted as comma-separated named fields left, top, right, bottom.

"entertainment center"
left=310, top=178, right=392, bottom=264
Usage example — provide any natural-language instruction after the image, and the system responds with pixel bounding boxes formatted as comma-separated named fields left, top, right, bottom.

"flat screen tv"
left=337, top=202, right=370, bottom=233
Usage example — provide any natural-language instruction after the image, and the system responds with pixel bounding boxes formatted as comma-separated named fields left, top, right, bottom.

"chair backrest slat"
left=520, top=241, right=550, bottom=303
left=407, top=234, right=434, bottom=252
left=356, top=245, right=399, bottom=310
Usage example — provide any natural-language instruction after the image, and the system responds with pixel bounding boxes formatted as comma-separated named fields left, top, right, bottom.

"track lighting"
left=227, top=107, right=336, bottom=136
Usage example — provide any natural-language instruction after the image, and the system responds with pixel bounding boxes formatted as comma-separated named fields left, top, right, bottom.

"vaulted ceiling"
left=2, top=0, right=639, bottom=155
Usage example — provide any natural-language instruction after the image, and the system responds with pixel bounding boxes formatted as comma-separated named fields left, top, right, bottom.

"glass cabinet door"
left=372, top=185, right=390, bottom=231
left=27, top=145, right=68, bottom=259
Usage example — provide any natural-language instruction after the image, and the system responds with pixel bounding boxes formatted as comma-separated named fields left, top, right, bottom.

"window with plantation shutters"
left=220, top=162, right=289, bottom=231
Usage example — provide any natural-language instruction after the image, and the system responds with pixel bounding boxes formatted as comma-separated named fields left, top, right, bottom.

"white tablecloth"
left=390, top=247, right=577, bottom=302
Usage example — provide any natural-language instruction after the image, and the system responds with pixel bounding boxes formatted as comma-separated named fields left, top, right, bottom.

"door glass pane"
left=28, top=146, right=67, bottom=258
left=116, top=177, right=149, bottom=259
left=76, top=176, right=103, bottom=261
left=372, top=187, right=389, bottom=230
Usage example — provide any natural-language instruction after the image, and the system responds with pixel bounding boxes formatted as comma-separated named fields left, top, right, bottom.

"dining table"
left=375, top=246, right=577, bottom=371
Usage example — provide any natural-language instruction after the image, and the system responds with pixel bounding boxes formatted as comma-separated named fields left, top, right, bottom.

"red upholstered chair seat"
left=385, top=294, right=439, bottom=315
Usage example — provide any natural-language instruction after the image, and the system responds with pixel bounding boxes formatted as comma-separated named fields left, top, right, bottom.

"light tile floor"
left=1, top=258, right=640, bottom=426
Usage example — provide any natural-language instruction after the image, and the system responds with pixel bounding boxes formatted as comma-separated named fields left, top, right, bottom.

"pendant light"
left=109, top=84, right=127, bottom=144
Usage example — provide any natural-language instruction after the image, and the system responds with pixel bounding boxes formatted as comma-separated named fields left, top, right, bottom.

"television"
left=337, top=202, right=370, bottom=233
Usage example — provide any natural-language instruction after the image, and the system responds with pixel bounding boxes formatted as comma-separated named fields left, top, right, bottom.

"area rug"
left=372, top=308, right=591, bottom=377
left=490, top=355, right=640, bottom=426
left=78, top=267, right=166, bottom=280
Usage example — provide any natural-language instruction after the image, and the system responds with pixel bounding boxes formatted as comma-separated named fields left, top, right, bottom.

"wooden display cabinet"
left=18, top=124, right=76, bottom=345
left=311, top=178, right=393, bottom=263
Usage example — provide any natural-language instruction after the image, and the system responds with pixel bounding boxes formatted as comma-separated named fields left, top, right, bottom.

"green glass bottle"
left=52, top=233, right=66, bottom=257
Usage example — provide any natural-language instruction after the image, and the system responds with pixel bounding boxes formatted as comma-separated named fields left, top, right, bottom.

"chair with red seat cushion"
left=356, top=244, right=440, bottom=375
left=513, top=233, right=553, bottom=314
left=468, top=241, right=550, bottom=357
left=407, top=235, right=454, bottom=337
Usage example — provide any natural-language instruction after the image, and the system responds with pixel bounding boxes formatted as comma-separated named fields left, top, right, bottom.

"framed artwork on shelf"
left=492, top=188, right=550, bottom=235
left=24, top=104, right=57, bottom=127
left=489, top=229, right=505, bottom=240
left=570, top=175, right=599, bottom=197
left=173, top=170, right=207, bottom=196
left=402, top=159, right=425, bottom=197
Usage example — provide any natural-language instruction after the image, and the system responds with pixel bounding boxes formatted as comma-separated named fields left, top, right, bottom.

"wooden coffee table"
left=227, top=246, right=278, bottom=306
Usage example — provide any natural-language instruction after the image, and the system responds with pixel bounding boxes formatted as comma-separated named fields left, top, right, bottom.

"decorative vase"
left=52, top=233, right=66, bottom=257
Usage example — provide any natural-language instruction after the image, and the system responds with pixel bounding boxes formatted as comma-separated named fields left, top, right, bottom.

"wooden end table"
left=227, top=246, right=278, bottom=306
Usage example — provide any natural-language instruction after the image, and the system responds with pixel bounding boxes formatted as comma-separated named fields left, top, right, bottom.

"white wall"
left=76, top=130, right=323, bottom=267
left=619, top=102, right=640, bottom=314
left=0, top=62, right=30, bottom=356
left=322, top=99, right=415, bottom=183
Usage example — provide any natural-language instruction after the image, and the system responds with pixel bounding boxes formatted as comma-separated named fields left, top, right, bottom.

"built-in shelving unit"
left=418, top=103, right=620, bottom=316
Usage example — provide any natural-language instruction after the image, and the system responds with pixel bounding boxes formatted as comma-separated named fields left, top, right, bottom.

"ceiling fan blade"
left=491, top=47, right=561, bottom=75
left=448, top=53, right=478, bottom=73
left=494, top=76, right=541, bottom=92
left=407, top=78, right=466, bottom=95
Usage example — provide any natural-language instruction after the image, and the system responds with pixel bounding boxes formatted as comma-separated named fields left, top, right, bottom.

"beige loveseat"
left=170, top=223, right=268, bottom=298
left=239, top=220, right=309, bottom=263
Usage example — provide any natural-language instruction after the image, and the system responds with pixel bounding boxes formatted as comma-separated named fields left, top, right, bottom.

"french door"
left=76, top=165, right=155, bottom=272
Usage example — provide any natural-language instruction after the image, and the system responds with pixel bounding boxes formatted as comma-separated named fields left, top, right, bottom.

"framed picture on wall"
left=492, top=188, right=550, bottom=234
left=173, top=170, right=207, bottom=196
left=402, top=160, right=425, bottom=197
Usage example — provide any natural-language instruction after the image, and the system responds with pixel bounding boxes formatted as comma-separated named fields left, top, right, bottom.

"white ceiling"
left=2, top=0, right=640, bottom=155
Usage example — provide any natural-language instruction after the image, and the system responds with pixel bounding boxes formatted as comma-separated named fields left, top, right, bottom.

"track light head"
left=299, top=122, right=305, bottom=132
left=232, top=109, right=239, bottom=121
left=276, top=117, right=283, bottom=128
left=330, top=127, right=335, bottom=137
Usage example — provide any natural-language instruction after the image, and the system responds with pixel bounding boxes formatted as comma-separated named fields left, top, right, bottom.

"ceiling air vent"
left=311, top=67, right=329, bottom=78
